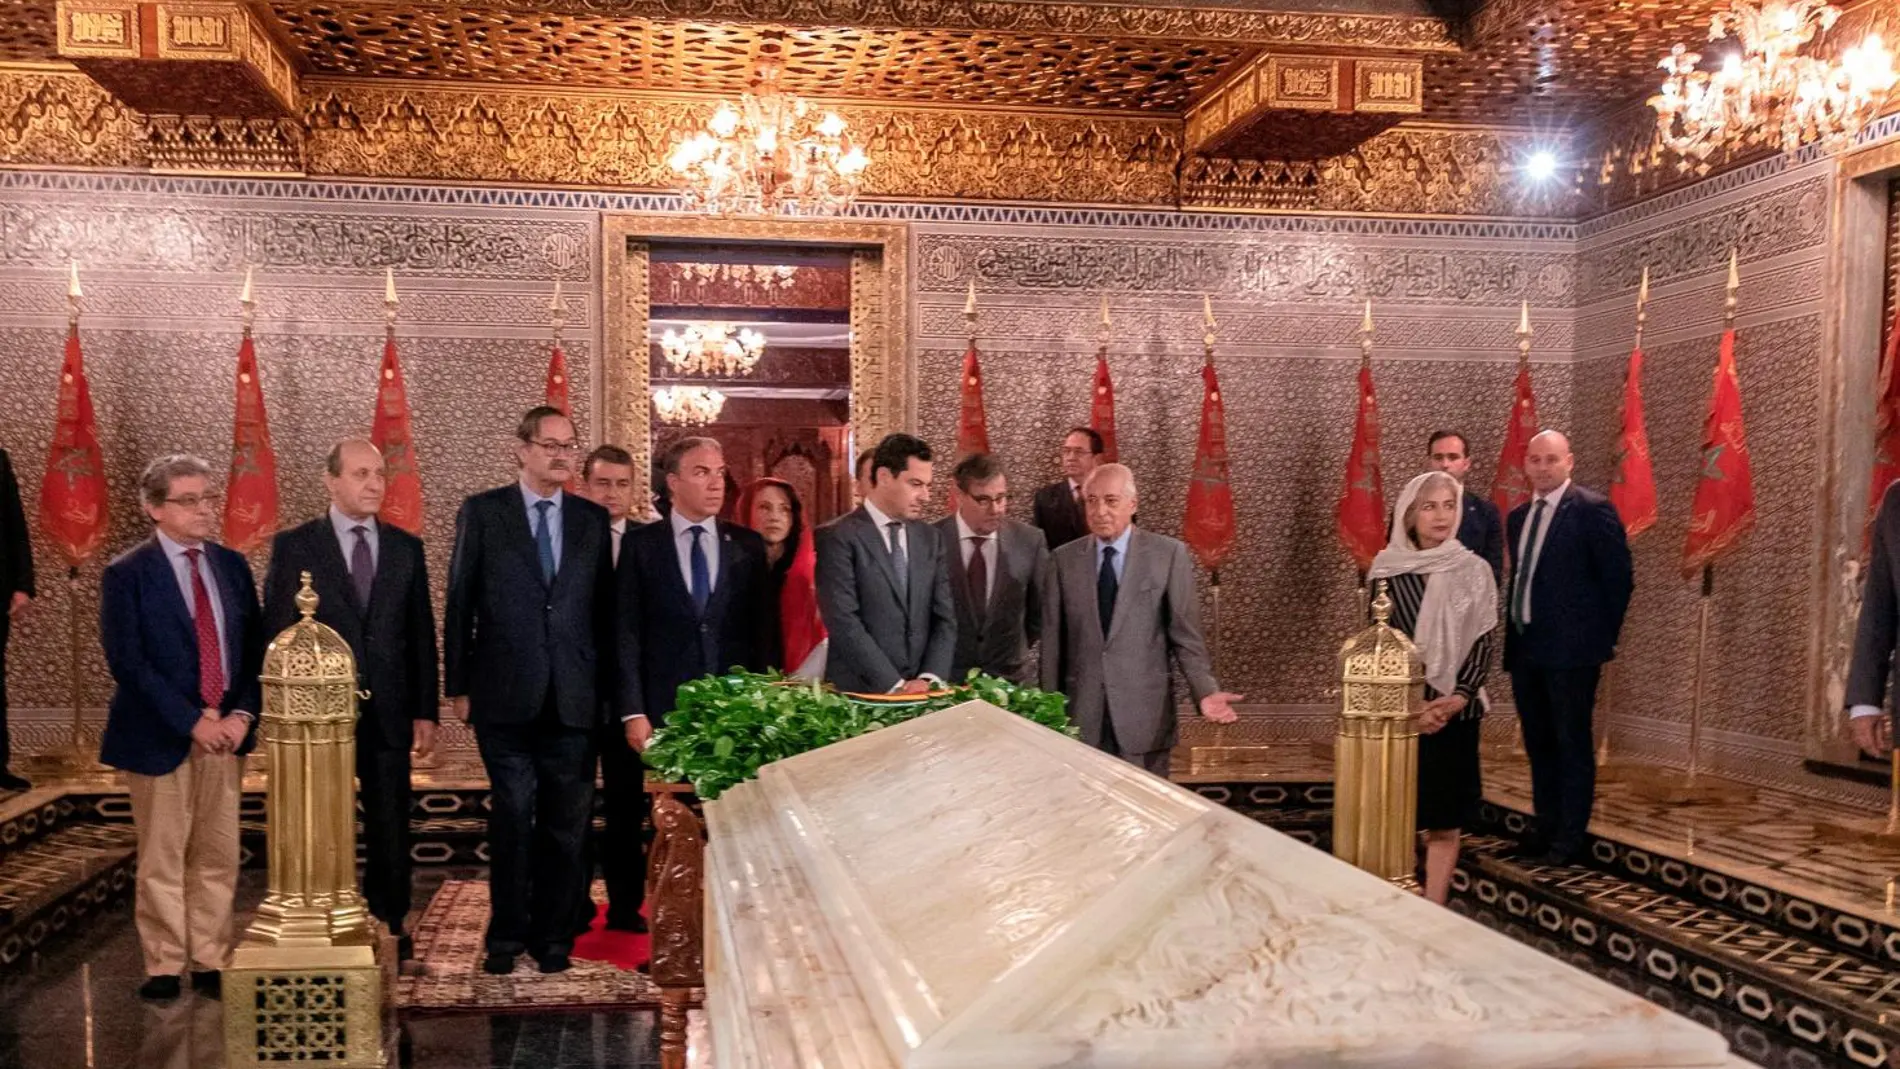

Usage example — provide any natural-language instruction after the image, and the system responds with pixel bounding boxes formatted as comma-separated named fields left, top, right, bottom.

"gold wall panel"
left=0, top=67, right=145, bottom=169
left=299, top=81, right=1183, bottom=206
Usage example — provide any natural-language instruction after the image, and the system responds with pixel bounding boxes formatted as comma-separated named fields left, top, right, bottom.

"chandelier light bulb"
left=710, top=105, right=741, bottom=138
left=667, top=54, right=870, bottom=216
left=818, top=112, right=846, bottom=138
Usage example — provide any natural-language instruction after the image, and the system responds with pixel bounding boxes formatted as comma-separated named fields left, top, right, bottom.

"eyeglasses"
left=966, top=493, right=1009, bottom=507
left=529, top=439, right=582, bottom=455
left=164, top=493, right=222, bottom=509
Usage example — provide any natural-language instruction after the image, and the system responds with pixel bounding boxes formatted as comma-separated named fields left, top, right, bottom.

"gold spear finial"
left=550, top=280, right=566, bottom=344
left=1516, top=299, right=1533, bottom=368
left=1724, top=249, right=1739, bottom=325
left=1359, top=298, right=1374, bottom=369
left=1634, top=265, right=1649, bottom=350
left=239, top=265, right=257, bottom=337
left=66, top=261, right=82, bottom=327
left=383, top=267, right=398, bottom=337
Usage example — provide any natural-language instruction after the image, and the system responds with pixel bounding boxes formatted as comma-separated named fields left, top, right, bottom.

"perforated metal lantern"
left=226, top=573, right=386, bottom=1069
left=1332, top=580, right=1424, bottom=883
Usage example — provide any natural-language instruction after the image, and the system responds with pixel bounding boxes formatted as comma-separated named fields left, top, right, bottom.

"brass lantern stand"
left=1332, top=580, right=1424, bottom=885
left=224, top=574, right=389, bottom=1068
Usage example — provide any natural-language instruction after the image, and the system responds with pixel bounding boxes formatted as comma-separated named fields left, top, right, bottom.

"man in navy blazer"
left=263, top=438, right=438, bottom=958
left=1427, top=429, right=1505, bottom=582
left=100, top=455, right=264, bottom=1001
left=444, top=407, right=636, bottom=976
left=616, top=436, right=775, bottom=926
left=1504, top=430, right=1633, bottom=866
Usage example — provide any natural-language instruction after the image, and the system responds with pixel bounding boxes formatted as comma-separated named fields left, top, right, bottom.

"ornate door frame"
left=598, top=214, right=911, bottom=508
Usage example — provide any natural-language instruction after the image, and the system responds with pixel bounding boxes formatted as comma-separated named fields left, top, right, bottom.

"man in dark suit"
left=934, top=453, right=1048, bottom=683
left=1031, top=427, right=1102, bottom=551
left=100, top=454, right=263, bottom=1000
left=1505, top=430, right=1633, bottom=866
left=1041, top=463, right=1240, bottom=776
left=816, top=433, right=955, bottom=693
left=262, top=438, right=438, bottom=958
left=0, top=448, right=34, bottom=791
left=444, top=406, right=634, bottom=976
left=1427, top=429, right=1505, bottom=581
left=619, top=437, right=776, bottom=918
left=1850, top=481, right=1900, bottom=757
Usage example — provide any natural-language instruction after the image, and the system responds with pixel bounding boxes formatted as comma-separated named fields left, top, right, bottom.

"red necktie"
left=185, top=548, right=225, bottom=708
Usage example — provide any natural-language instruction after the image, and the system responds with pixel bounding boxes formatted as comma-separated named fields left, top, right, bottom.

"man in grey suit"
left=1041, top=463, right=1241, bottom=776
left=935, top=453, right=1049, bottom=684
left=816, top=433, right=956, bottom=694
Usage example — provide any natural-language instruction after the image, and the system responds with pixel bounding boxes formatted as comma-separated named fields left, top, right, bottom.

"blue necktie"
left=533, top=500, right=556, bottom=585
left=688, top=525, right=710, bottom=614
left=1512, top=498, right=1547, bottom=630
left=1097, top=545, right=1119, bottom=637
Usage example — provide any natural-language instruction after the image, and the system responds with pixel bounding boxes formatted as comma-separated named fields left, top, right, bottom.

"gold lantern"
left=225, top=573, right=388, bottom=1068
left=1332, top=580, right=1424, bottom=884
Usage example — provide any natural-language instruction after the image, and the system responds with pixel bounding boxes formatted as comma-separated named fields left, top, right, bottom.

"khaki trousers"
left=126, top=750, right=243, bottom=976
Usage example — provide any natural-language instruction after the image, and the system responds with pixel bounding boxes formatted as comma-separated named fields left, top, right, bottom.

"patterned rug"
left=397, top=879, right=663, bottom=1014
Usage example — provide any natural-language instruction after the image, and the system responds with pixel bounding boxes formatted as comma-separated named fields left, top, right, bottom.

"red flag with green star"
left=1492, top=361, right=1540, bottom=520
left=221, top=335, right=279, bottom=553
left=956, top=341, right=990, bottom=459
left=545, top=342, right=571, bottom=415
left=371, top=337, right=425, bottom=535
left=1183, top=360, right=1235, bottom=571
left=1089, top=354, right=1119, bottom=464
left=1867, top=301, right=1900, bottom=541
left=38, top=324, right=108, bottom=568
left=1336, top=363, right=1385, bottom=572
left=1609, top=342, right=1658, bottom=538
left=1683, top=326, right=1755, bottom=576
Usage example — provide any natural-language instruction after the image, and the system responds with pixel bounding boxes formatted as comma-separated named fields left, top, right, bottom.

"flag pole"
left=1203, top=295, right=1222, bottom=676
left=1599, top=267, right=1647, bottom=773
left=1509, top=301, right=1533, bottom=760
left=1630, top=254, right=1753, bottom=805
left=1356, top=299, right=1374, bottom=624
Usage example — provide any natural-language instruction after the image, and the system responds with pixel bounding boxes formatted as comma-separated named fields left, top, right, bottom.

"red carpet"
left=571, top=900, right=651, bottom=971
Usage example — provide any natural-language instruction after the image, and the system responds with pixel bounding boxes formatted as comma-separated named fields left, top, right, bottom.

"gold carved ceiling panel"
left=0, top=3, right=57, bottom=62
left=266, top=4, right=1249, bottom=111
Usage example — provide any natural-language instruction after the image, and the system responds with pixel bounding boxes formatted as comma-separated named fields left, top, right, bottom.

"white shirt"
left=609, top=518, right=626, bottom=568
left=670, top=509, right=719, bottom=596
left=954, top=512, right=997, bottom=603
left=862, top=498, right=906, bottom=561
left=156, top=530, right=232, bottom=692
left=1512, top=480, right=1569, bottom=626
left=329, top=506, right=379, bottom=573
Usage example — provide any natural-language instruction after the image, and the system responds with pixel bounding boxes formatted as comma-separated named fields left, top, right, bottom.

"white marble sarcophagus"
left=702, top=700, right=1739, bottom=1069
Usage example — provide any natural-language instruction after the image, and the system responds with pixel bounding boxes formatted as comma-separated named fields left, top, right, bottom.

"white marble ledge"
left=706, top=701, right=1734, bottom=1069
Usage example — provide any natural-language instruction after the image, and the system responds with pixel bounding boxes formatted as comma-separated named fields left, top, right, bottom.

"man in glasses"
left=99, top=454, right=264, bottom=1000
left=935, top=453, right=1048, bottom=684
left=444, top=407, right=636, bottom=976
left=1031, top=427, right=1103, bottom=551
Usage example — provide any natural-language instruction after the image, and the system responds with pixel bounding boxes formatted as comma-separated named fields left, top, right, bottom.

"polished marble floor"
left=0, top=869, right=663, bottom=1069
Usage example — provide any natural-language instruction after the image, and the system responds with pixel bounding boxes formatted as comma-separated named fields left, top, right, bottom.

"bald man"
left=1041, top=463, right=1240, bottom=777
left=1504, top=430, right=1632, bottom=867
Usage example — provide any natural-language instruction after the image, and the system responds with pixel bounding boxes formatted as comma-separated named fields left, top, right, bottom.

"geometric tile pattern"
left=0, top=822, right=135, bottom=967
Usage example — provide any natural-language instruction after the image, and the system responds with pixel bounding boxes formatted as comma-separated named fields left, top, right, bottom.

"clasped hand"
left=1413, top=695, right=1467, bottom=735
left=191, top=708, right=247, bottom=755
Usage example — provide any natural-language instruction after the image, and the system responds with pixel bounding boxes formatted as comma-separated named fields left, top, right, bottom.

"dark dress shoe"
left=190, top=971, right=220, bottom=996
left=534, top=953, right=571, bottom=974
left=139, top=975, right=182, bottom=1000
left=481, top=953, right=516, bottom=976
left=605, top=914, right=648, bottom=934
left=1535, top=849, right=1579, bottom=868
left=0, top=771, right=30, bottom=792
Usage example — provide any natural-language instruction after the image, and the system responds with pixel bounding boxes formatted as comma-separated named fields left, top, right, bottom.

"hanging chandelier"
left=1650, top=0, right=1897, bottom=172
left=660, top=322, right=766, bottom=377
left=652, top=385, right=727, bottom=426
left=667, top=51, right=870, bottom=217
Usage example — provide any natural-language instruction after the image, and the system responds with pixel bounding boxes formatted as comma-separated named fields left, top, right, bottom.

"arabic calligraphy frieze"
left=0, top=202, right=592, bottom=280
left=917, top=233, right=1573, bottom=306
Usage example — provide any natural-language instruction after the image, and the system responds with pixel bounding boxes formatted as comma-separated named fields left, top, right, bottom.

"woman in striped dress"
left=1367, top=471, right=1500, bottom=905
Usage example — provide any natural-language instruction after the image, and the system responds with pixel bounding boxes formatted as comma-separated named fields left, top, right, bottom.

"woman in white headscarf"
left=1366, top=470, right=1500, bottom=904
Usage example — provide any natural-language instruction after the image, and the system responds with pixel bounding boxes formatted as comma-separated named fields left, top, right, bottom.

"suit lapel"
left=853, top=510, right=904, bottom=603
left=315, top=521, right=366, bottom=616
left=703, top=521, right=737, bottom=620
left=943, top=521, right=982, bottom=627
left=1104, top=532, right=1133, bottom=644
left=652, top=520, right=697, bottom=617
left=145, top=539, right=196, bottom=641
left=501, top=492, right=548, bottom=591
left=905, top=520, right=931, bottom=622
left=551, top=497, right=588, bottom=598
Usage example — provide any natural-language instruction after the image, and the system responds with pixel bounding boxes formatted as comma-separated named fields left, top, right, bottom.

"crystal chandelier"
left=1650, top=0, right=1897, bottom=172
left=660, top=322, right=766, bottom=377
left=667, top=53, right=870, bottom=216
left=652, top=385, right=727, bottom=426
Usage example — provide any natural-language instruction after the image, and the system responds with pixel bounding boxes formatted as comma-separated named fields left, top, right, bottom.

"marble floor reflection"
left=0, top=869, right=662, bottom=1069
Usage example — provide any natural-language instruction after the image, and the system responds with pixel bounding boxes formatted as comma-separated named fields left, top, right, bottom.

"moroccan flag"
left=1336, top=363, right=1385, bottom=571
left=1609, top=344, right=1658, bottom=538
left=222, top=336, right=279, bottom=553
left=1683, top=327, right=1756, bottom=576
left=1868, top=302, right=1900, bottom=537
left=371, top=337, right=425, bottom=535
left=1090, top=354, right=1119, bottom=463
left=1183, top=361, right=1236, bottom=572
left=38, top=325, right=108, bottom=568
left=545, top=343, right=571, bottom=415
left=956, top=342, right=990, bottom=458
left=1493, top=362, right=1540, bottom=519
